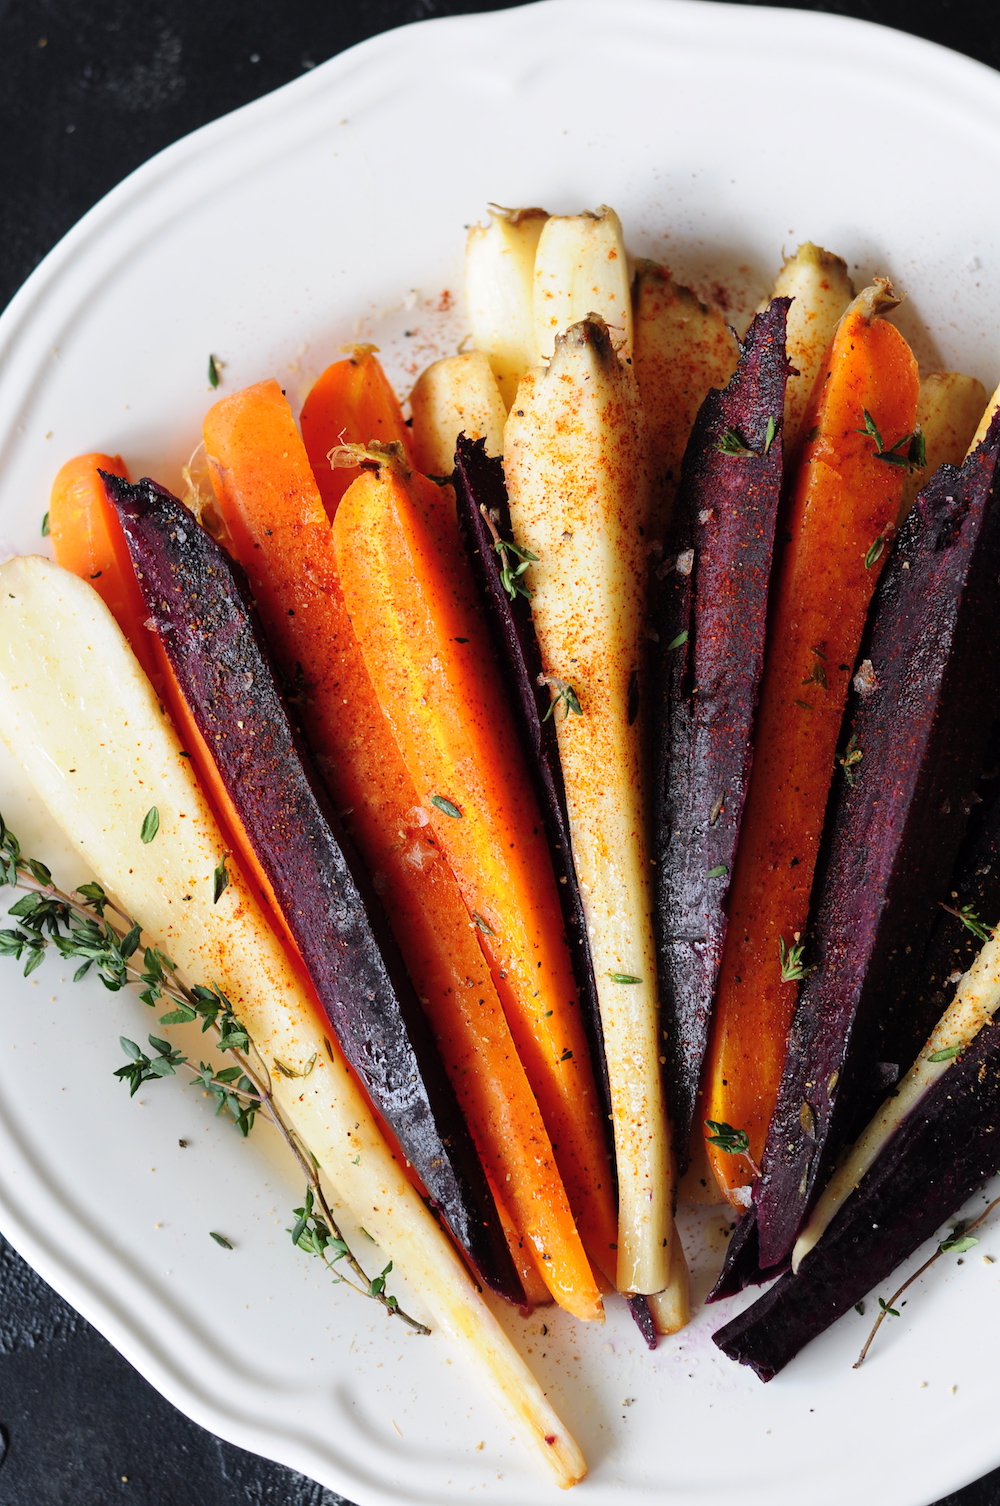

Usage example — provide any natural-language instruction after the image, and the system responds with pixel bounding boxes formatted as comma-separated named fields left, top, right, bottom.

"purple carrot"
left=651, top=298, right=790, bottom=1166
left=105, top=471, right=524, bottom=1307
left=754, top=413, right=1000, bottom=1272
left=451, top=435, right=612, bottom=1131
left=704, top=1205, right=776, bottom=1302
left=713, top=1007, right=1000, bottom=1381
left=627, top=1295, right=658, bottom=1351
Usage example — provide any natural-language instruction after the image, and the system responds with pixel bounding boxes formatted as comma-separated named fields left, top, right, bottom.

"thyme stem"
left=853, top=1192, right=1000, bottom=1368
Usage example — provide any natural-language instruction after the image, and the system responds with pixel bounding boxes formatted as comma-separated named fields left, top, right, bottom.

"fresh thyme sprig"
left=714, top=417, right=779, bottom=459
left=478, top=503, right=538, bottom=601
left=854, top=410, right=926, bottom=472
left=854, top=1193, right=1000, bottom=1367
left=537, top=674, right=583, bottom=721
left=289, top=1187, right=402, bottom=1316
left=0, top=813, right=429, bottom=1335
left=704, top=1119, right=762, bottom=1180
left=939, top=900, right=994, bottom=943
left=778, top=934, right=815, bottom=983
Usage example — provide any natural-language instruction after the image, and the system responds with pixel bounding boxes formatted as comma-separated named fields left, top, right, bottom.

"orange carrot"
left=299, top=345, right=414, bottom=518
left=203, top=379, right=606, bottom=1319
left=703, top=281, right=920, bottom=1205
left=331, top=446, right=620, bottom=1283
left=47, top=454, right=161, bottom=686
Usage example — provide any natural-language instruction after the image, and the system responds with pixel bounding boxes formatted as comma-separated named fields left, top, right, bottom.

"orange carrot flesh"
left=48, top=454, right=161, bottom=687
left=703, top=283, right=920, bottom=1204
left=331, top=456, right=619, bottom=1283
left=203, top=380, right=604, bottom=1320
left=299, top=346, right=414, bottom=519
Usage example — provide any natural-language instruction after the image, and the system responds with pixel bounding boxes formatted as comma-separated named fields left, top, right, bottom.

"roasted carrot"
left=703, top=280, right=920, bottom=1205
left=330, top=446, right=620, bottom=1284
left=47, top=454, right=161, bottom=685
left=299, top=344, right=414, bottom=518
left=203, top=379, right=604, bottom=1320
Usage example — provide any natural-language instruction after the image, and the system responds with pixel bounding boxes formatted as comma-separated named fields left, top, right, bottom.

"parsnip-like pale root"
left=647, top=1223, right=691, bottom=1334
left=504, top=318, right=676, bottom=1297
left=632, top=262, right=740, bottom=539
left=766, top=242, right=854, bottom=452
left=466, top=205, right=548, bottom=408
left=969, top=375, right=1000, bottom=454
left=896, top=371, right=987, bottom=515
left=793, top=928, right=1000, bottom=1273
left=0, top=554, right=586, bottom=1490
left=533, top=207, right=633, bottom=364
left=703, top=280, right=919, bottom=1206
left=409, top=351, right=507, bottom=475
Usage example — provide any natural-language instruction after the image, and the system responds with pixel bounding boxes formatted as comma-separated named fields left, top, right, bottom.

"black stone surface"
left=2, top=1, right=1000, bottom=1502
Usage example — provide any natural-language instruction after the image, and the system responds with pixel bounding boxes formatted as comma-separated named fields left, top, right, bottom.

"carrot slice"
left=299, top=344, right=414, bottom=519
left=47, top=454, right=161, bottom=685
left=703, top=280, right=920, bottom=1205
left=203, top=379, right=604, bottom=1320
left=331, top=446, right=619, bottom=1284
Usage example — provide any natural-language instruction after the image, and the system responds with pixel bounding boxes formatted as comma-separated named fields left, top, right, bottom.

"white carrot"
left=533, top=206, right=633, bottom=363
left=465, top=204, right=548, bottom=407
left=504, top=318, right=676, bottom=1298
left=409, top=350, right=507, bottom=473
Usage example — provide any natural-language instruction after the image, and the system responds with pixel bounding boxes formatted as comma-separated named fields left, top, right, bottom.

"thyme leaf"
left=715, top=427, right=756, bottom=458
left=430, top=794, right=462, bottom=819
left=212, top=854, right=229, bottom=904
left=140, top=807, right=160, bottom=844
left=704, top=1119, right=761, bottom=1180
left=928, top=1045, right=960, bottom=1063
left=778, top=934, right=815, bottom=983
left=478, top=506, right=538, bottom=601
left=939, top=900, right=994, bottom=942
left=538, top=675, right=583, bottom=721
left=855, top=409, right=925, bottom=472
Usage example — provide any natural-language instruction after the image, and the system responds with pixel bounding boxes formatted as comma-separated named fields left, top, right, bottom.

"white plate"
left=2, top=2, right=1000, bottom=1502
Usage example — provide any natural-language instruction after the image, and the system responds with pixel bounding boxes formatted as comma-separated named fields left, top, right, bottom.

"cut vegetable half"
left=504, top=316, right=675, bottom=1296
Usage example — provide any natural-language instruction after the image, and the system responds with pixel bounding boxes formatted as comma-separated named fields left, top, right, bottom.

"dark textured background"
left=1, top=1, right=998, bottom=1502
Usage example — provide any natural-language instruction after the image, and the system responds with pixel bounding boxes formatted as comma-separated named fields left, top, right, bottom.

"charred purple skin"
left=652, top=298, right=790, bottom=1166
left=627, top=1295, right=657, bottom=1351
left=104, top=472, right=524, bottom=1307
left=754, top=414, right=1000, bottom=1272
left=704, top=1205, right=777, bottom=1302
left=451, top=435, right=612, bottom=1132
left=712, top=1010, right=1000, bottom=1381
